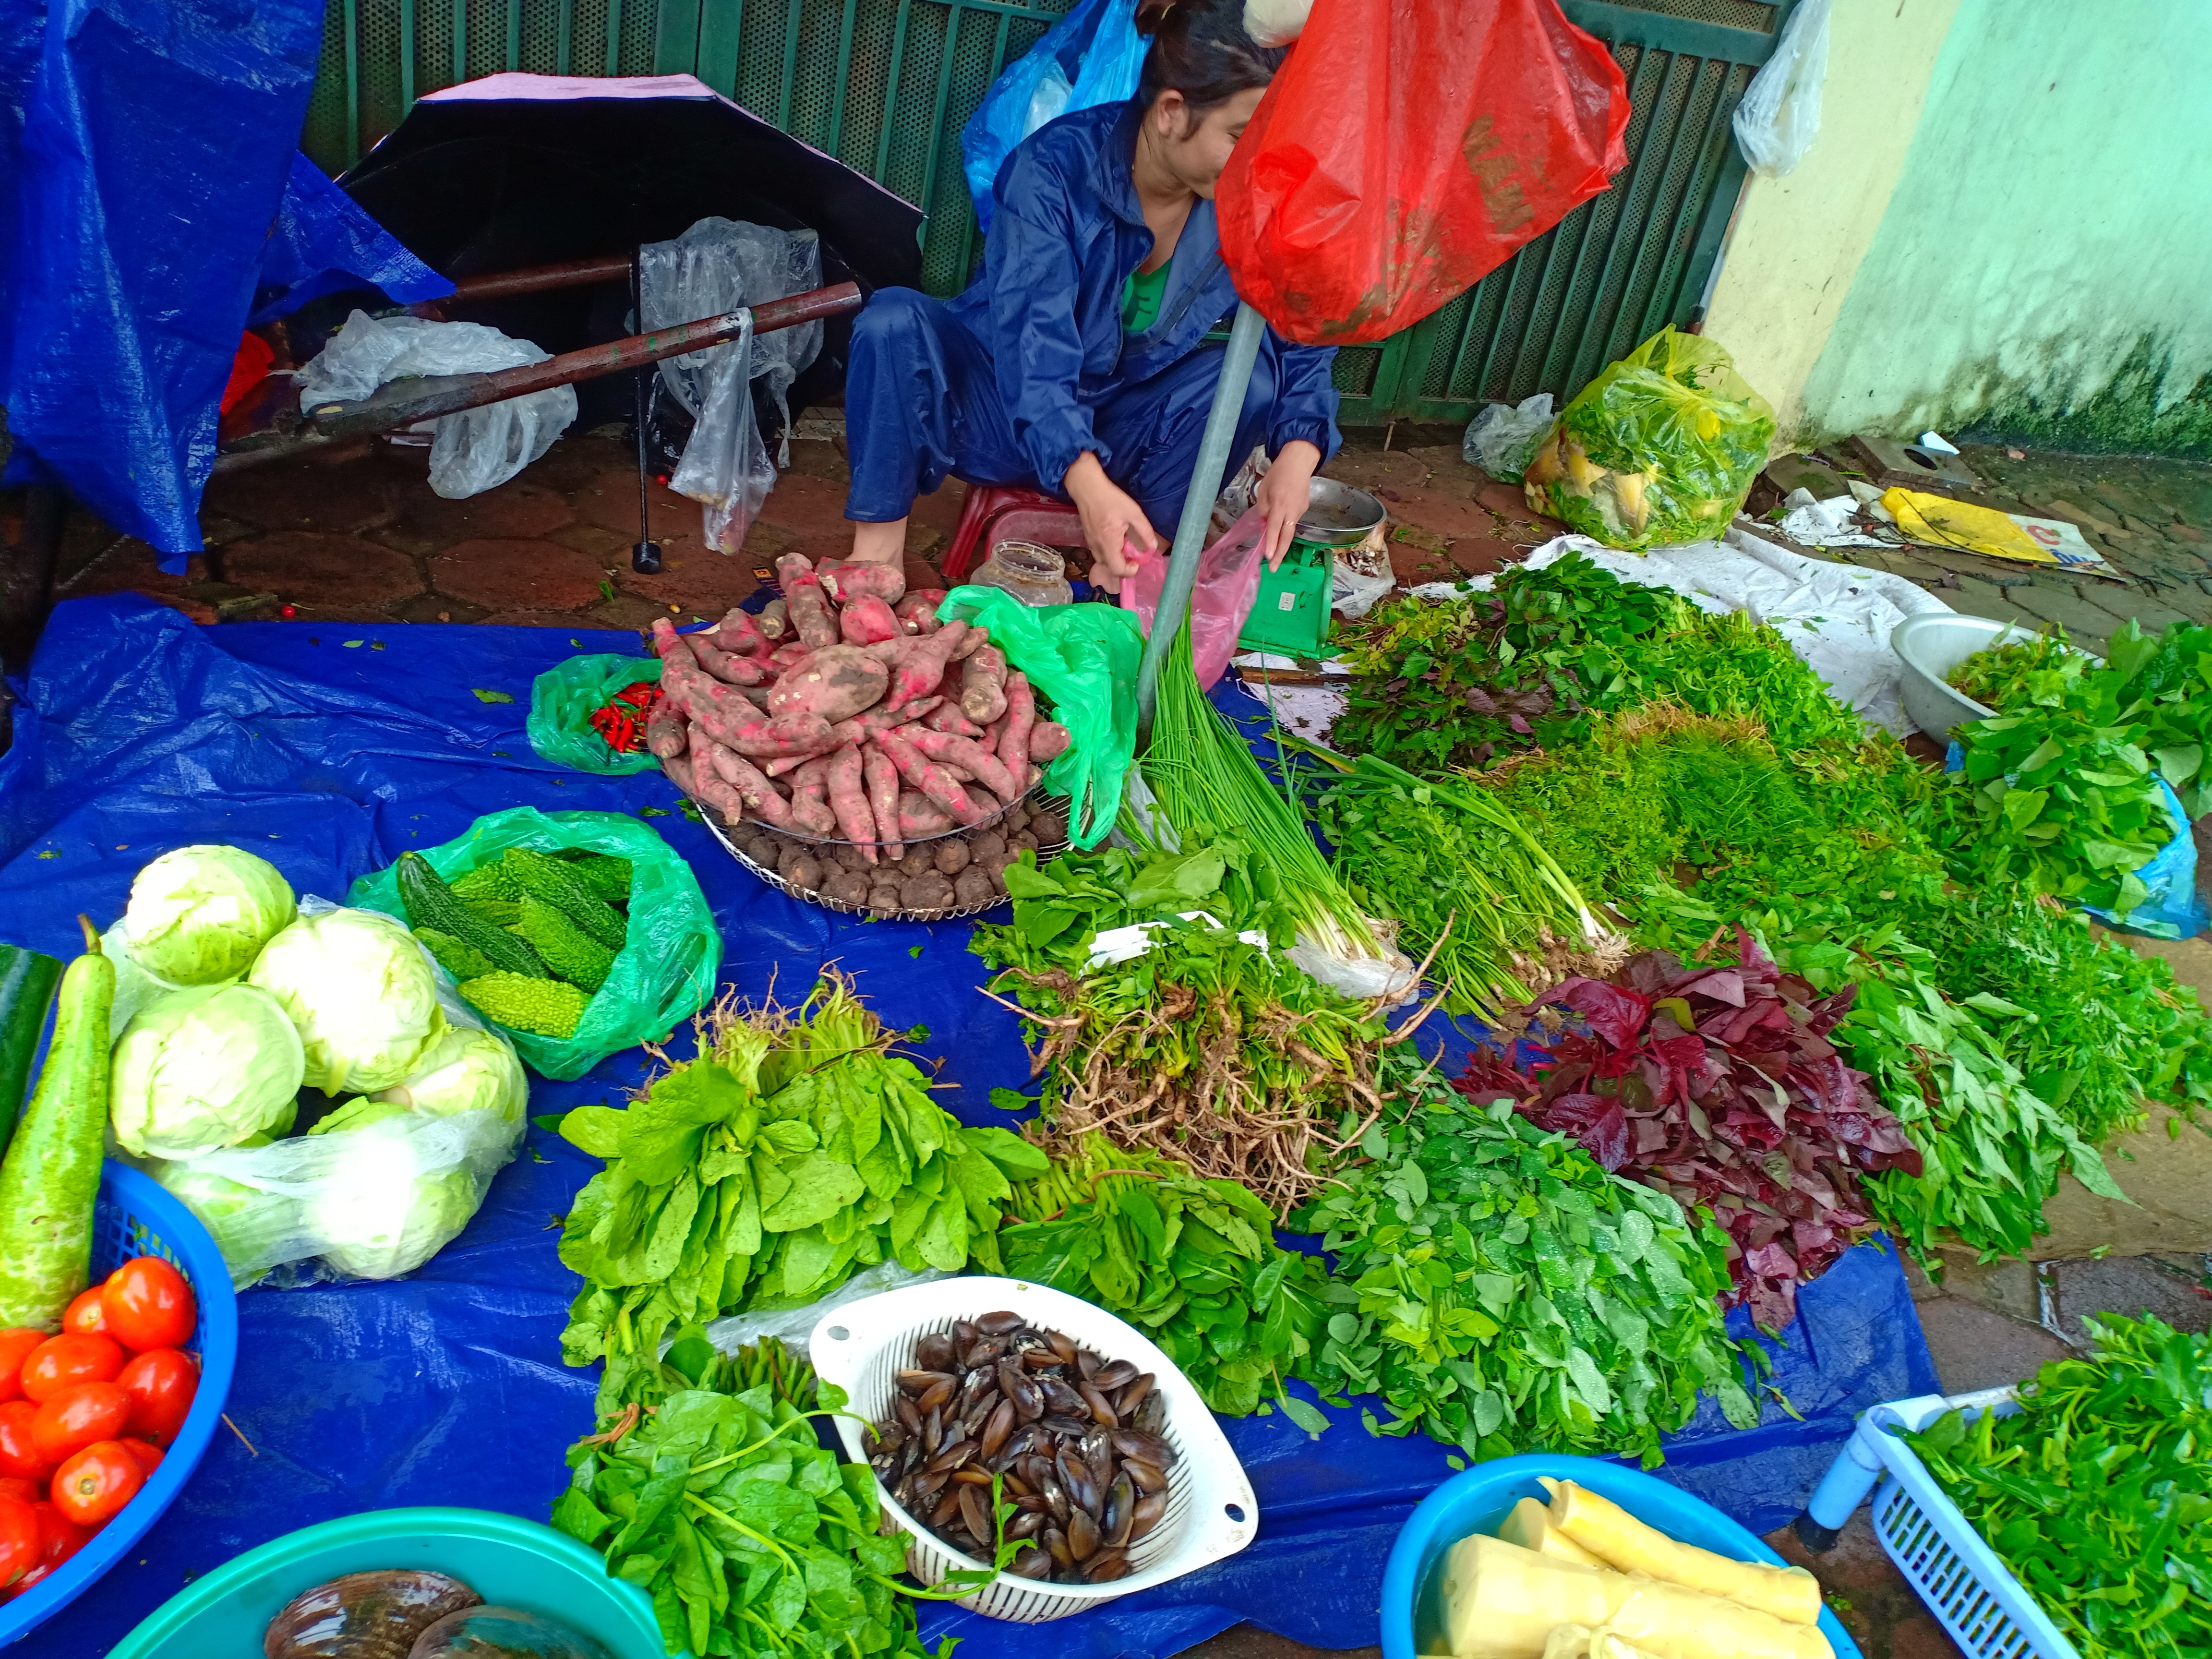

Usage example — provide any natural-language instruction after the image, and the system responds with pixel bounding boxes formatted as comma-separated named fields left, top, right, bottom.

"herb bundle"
left=1462, top=933, right=1921, bottom=1333
left=998, top=1133, right=1330, bottom=1418
left=1902, top=1314, right=2212, bottom=1659
left=1294, top=1053, right=1759, bottom=1468
left=556, top=975, right=1047, bottom=1410
left=1945, top=625, right=2077, bottom=711
left=552, top=1337, right=949, bottom=1659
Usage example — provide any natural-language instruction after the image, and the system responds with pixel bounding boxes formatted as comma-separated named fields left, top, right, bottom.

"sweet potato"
left=998, top=671, right=1036, bottom=771
left=712, top=607, right=770, bottom=657
left=923, top=702, right=987, bottom=739
left=826, top=696, right=939, bottom=748
left=883, top=620, right=969, bottom=713
left=768, top=644, right=891, bottom=723
left=948, top=623, right=986, bottom=661
left=782, top=569, right=840, bottom=650
left=839, top=593, right=902, bottom=647
left=907, top=728, right=1020, bottom=804
left=697, top=708, right=837, bottom=759
left=960, top=644, right=1008, bottom=723
left=875, top=727, right=985, bottom=824
left=687, top=629, right=768, bottom=686
left=825, top=563, right=906, bottom=606
left=767, top=641, right=815, bottom=672
left=787, top=755, right=838, bottom=836
left=661, top=746, right=700, bottom=797
left=1028, top=721, right=1072, bottom=763
left=761, top=752, right=813, bottom=778
left=898, top=791, right=955, bottom=839
left=686, top=728, right=751, bottom=825
left=825, top=745, right=878, bottom=863
left=863, top=745, right=904, bottom=862
left=708, top=742, right=794, bottom=826
left=892, top=591, right=945, bottom=635
left=647, top=702, right=690, bottom=760
left=759, top=597, right=790, bottom=639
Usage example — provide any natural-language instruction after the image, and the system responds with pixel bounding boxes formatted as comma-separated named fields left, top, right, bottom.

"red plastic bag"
left=1120, top=508, right=1266, bottom=689
left=1218, top=0, right=1629, bottom=346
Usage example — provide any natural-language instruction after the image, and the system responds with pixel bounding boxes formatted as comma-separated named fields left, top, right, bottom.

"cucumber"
left=0, top=946, right=62, bottom=1156
left=395, top=853, right=547, bottom=979
left=0, top=919, right=116, bottom=1328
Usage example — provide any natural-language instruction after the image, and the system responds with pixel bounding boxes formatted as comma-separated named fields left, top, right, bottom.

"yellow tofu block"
left=1501, top=1497, right=1608, bottom=1568
left=1540, top=1480, right=1824, bottom=1627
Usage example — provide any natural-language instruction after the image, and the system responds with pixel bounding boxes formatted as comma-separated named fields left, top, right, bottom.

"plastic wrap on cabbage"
left=1523, top=328, right=1774, bottom=551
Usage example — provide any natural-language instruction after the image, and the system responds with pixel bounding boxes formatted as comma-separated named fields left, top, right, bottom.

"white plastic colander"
left=809, top=1276, right=1260, bottom=1622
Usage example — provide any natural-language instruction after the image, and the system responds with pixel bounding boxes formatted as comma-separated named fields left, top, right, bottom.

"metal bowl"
left=1296, top=478, right=1387, bottom=547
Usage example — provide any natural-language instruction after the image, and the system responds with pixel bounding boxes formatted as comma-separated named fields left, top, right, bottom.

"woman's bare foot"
left=848, top=518, right=907, bottom=565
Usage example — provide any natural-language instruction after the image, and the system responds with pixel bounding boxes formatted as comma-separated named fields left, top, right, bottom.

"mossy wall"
left=1798, top=0, right=2212, bottom=459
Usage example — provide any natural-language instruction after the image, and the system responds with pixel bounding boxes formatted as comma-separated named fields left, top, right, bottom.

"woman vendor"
left=839, top=0, right=1337, bottom=590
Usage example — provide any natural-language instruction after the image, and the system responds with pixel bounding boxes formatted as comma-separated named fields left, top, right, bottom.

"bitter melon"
left=396, top=854, right=545, bottom=978
left=459, top=971, right=590, bottom=1039
left=507, top=896, right=614, bottom=993
left=503, top=848, right=626, bottom=950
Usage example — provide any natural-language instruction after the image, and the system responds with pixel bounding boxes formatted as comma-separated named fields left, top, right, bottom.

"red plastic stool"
left=943, top=484, right=1087, bottom=582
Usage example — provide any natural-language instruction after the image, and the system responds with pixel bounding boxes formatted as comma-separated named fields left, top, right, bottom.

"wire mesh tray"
left=697, top=793, right=1071, bottom=922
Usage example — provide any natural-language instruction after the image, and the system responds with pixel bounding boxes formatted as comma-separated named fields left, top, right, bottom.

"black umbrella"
left=336, top=73, right=925, bottom=425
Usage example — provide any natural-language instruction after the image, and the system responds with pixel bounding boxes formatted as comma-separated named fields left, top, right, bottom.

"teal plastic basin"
left=1380, top=1454, right=1861, bottom=1659
left=108, top=1506, right=666, bottom=1659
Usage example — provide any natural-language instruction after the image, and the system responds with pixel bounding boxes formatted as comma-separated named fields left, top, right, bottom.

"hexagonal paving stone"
left=202, top=453, right=406, bottom=536
left=752, top=471, right=856, bottom=542
left=430, top=538, right=607, bottom=613
left=573, top=470, right=702, bottom=541
left=223, top=531, right=427, bottom=609
left=480, top=609, right=600, bottom=629
left=398, top=479, right=576, bottom=544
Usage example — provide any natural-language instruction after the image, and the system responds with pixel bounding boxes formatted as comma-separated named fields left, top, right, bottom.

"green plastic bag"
left=528, top=653, right=663, bottom=774
left=349, top=806, right=720, bottom=1080
left=1523, top=327, right=1775, bottom=550
left=937, top=589, right=1142, bottom=849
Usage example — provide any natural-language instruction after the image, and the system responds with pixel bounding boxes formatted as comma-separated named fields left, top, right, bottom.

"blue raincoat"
left=844, top=98, right=1339, bottom=531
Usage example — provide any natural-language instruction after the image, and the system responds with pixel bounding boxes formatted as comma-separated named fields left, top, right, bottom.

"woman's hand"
left=1254, top=441, right=1322, bottom=569
left=1063, top=452, right=1159, bottom=595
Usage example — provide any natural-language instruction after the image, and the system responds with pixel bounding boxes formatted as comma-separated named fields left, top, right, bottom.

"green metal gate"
left=301, top=0, right=1790, bottom=423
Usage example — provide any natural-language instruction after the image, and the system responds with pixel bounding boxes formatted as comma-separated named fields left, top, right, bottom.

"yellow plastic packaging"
left=1539, top=1480, right=1823, bottom=1627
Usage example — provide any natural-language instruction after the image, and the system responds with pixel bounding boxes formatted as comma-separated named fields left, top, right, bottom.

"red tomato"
left=0, top=1496, right=34, bottom=1588
left=0, top=1405, right=50, bottom=1484
left=100, top=1260, right=193, bottom=1353
left=115, top=1438, right=165, bottom=1476
left=51, top=1443, right=142, bottom=1528
left=30, top=1382, right=130, bottom=1465
left=0, top=1333, right=43, bottom=1404
left=60, top=1289, right=108, bottom=1338
left=115, top=1349, right=196, bottom=1447
left=30, top=1502, right=87, bottom=1568
left=0, top=1479, right=34, bottom=1505
left=19, top=1334, right=122, bottom=1403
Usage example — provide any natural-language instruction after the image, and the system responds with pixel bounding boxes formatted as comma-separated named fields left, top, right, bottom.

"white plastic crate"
left=809, top=1276, right=1259, bottom=1623
left=1802, top=1387, right=2079, bottom=1659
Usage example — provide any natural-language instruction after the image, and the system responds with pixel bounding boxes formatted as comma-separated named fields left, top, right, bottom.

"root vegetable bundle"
left=647, top=554, right=1071, bottom=869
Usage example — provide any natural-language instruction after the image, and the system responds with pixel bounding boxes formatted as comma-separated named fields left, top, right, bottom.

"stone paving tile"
left=397, top=479, right=577, bottom=544
left=1913, top=1298, right=2071, bottom=1395
left=203, top=453, right=403, bottom=537
left=429, top=537, right=609, bottom=613
left=1768, top=1511, right=1964, bottom=1659
left=617, top=546, right=769, bottom=612
left=223, top=531, right=425, bottom=609
left=2051, top=1254, right=2211, bottom=1343
left=390, top=593, right=487, bottom=624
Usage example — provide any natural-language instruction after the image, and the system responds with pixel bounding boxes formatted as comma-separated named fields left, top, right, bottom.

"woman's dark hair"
left=1135, top=0, right=1284, bottom=126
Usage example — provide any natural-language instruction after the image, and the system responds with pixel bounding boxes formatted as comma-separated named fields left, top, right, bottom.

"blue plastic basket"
left=1803, top=1388, right=2076, bottom=1659
left=1381, top=1453, right=1862, bottom=1659
left=0, top=1160, right=238, bottom=1648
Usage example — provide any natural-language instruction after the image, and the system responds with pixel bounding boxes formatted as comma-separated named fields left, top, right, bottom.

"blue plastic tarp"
left=247, top=150, right=454, bottom=327
left=0, top=597, right=1938, bottom=1658
left=0, top=0, right=447, bottom=560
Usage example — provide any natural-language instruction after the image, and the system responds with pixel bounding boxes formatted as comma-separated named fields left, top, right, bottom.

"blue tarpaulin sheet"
left=0, top=598, right=1938, bottom=1658
left=0, top=0, right=448, bottom=559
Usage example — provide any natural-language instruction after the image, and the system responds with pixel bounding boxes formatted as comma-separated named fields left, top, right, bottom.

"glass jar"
left=970, top=540, right=1074, bottom=607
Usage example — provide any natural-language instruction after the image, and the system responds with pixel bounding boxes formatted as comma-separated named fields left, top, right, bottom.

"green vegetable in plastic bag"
left=349, top=806, right=719, bottom=1080
left=1523, top=327, right=1775, bottom=551
left=526, top=653, right=663, bottom=774
left=936, top=587, right=1143, bottom=849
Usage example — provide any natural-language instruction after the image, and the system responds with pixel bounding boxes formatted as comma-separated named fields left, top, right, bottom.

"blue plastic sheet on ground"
left=247, top=151, right=455, bottom=325
left=0, top=597, right=1937, bottom=1658
left=0, top=0, right=324, bottom=556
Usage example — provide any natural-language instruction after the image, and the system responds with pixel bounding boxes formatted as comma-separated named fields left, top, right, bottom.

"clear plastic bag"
left=1119, top=507, right=1268, bottom=691
left=1463, top=392, right=1554, bottom=482
left=294, top=310, right=576, bottom=499
left=642, top=218, right=823, bottom=553
left=526, top=652, right=663, bottom=775
left=1523, top=327, right=1775, bottom=551
left=1732, top=0, right=1830, bottom=177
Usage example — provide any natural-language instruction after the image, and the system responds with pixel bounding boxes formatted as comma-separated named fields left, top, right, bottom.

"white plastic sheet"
left=295, top=310, right=576, bottom=498
left=641, top=217, right=824, bottom=553
left=1732, top=0, right=1830, bottom=176
left=1462, top=392, right=1554, bottom=482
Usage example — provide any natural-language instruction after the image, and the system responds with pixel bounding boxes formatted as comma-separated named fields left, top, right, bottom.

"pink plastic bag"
left=1119, top=509, right=1266, bottom=690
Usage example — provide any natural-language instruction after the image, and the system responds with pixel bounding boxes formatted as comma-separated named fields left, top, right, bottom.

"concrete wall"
left=1797, top=0, right=2212, bottom=456
left=1700, top=0, right=1960, bottom=444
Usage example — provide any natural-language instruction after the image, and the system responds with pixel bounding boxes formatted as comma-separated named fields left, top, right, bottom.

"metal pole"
left=1134, top=301, right=1266, bottom=745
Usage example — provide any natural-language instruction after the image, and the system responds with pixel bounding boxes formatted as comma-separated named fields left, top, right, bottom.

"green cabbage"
left=371, top=1026, right=527, bottom=1122
left=110, top=984, right=305, bottom=1158
left=123, top=845, right=297, bottom=986
left=146, top=1161, right=301, bottom=1288
left=248, top=908, right=445, bottom=1094
left=302, top=1123, right=482, bottom=1278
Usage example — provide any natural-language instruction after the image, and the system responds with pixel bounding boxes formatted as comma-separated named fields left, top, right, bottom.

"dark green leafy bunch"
left=1332, top=552, right=1678, bottom=772
left=996, top=1132, right=1331, bottom=1419
left=1292, top=1053, right=1759, bottom=1469
left=556, top=976, right=1047, bottom=1412
left=1945, top=626, right=2080, bottom=711
left=552, top=1337, right=953, bottom=1659
left=1901, top=1313, right=2212, bottom=1659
